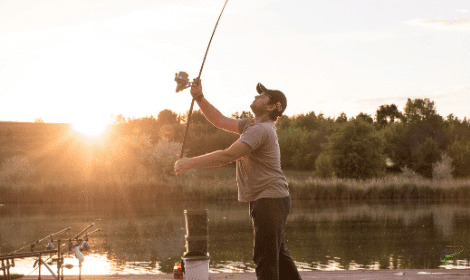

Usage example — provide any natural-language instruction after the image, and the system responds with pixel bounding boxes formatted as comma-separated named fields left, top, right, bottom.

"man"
left=174, top=80, right=302, bottom=280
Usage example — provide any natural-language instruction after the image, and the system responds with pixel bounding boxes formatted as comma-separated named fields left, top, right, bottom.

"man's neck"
left=254, top=114, right=272, bottom=124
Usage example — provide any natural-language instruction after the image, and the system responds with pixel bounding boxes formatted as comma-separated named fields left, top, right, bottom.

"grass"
left=1, top=166, right=470, bottom=203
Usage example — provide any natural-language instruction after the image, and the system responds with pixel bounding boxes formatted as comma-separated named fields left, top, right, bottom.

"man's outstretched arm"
left=191, top=81, right=240, bottom=134
left=174, top=141, right=251, bottom=175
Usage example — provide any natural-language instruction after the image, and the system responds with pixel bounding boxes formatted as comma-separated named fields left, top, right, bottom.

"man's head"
left=252, top=83, right=287, bottom=121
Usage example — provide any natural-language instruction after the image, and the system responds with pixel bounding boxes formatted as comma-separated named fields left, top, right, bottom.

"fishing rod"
left=70, top=228, right=102, bottom=255
left=69, top=228, right=101, bottom=263
left=174, top=0, right=229, bottom=158
left=71, top=223, right=95, bottom=240
left=28, top=224, right=101, bottom=276
left=66, top=223, right=99, bottom=261
left=7, top=227, right=71, bottom=255
left=83, top=228, right=101, bottom=238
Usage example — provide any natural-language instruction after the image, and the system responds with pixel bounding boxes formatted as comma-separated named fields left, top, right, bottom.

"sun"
left=72, top=119, right=109, bottom=136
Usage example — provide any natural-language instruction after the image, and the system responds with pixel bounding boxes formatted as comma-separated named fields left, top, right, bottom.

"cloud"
left=405, top=18, right=470, bottom=31
left=455, top=9, right=469, bottom=13
left=325, top=31, right=394, bottom=41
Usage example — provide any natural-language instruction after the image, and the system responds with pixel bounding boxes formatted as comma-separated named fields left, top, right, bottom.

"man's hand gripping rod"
left=175, top=0, right=229, bottom=158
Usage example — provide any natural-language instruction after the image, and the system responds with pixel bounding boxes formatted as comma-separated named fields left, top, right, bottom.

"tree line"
left=114, top=98, right=470, bottom=180
left=1, top=97, right=469, bottom=185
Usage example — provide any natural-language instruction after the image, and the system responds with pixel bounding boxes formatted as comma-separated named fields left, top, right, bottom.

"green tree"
left=355, top=112, right=373, bottom=124
left=186, top=128, right=238, bottom=158
left=185, top=110, right=236, bottom=157
left=375, top=104, right=401, bottom=129
left=379, top=122, right=409, bottom=171
left=324, top=119, right=384, bottom=179
left=403, top=98, right=443, bottom=128
left=335, top=112, right=348, bottom=124
left=411, top=137, right=442, bottom=178
left=314, top=152, right=334, bottom=178
left=383, top=99, right=449, bottom=172
left=276, top=113, right=334, bottom=170
left=277, top=126, right=330, bottom=170
left=291, top=112, right=320, bottom=131
left=276, top=115, right=291, bottom=130
left=447, top=139, right=470, bottom=177
left=157, top=109, right=181, bottom=125
left=277, top=127, right=313, bottom=169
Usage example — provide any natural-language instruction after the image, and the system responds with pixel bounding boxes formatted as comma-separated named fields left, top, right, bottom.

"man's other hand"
left=175, top=157, right=192, bottom=176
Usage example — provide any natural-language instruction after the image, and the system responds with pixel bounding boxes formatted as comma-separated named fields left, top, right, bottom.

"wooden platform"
left=17, top=269, right=470, bottom=279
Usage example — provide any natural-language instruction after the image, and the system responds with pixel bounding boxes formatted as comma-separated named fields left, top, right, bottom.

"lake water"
left=1, top=200, right=469, bottom=276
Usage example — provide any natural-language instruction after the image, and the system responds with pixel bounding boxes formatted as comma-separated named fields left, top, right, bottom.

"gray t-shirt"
left=235, top=118, right=289, bottom=202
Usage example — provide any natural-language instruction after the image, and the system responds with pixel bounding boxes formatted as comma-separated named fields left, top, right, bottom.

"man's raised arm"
left=190, top=80, right=240, bottom=134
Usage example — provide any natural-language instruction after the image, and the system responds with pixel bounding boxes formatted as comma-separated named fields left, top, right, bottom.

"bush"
left=314, top=152, right=334, bottom=178
left=432, top=153, right=454, bottom=180
left=401, top=165, right=421, bottom=179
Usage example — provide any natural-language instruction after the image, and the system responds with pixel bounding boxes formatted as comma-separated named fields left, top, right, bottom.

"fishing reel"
left=175, top=71, right=191, bottom=92
left=174, top=71, right=200, bottom=92
left=69, top=241, right=87, bottom=262
left=68, top=232, right=96, bottom=262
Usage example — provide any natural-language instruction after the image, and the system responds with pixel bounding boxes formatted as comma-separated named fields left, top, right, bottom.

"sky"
left=1, top=0, right=469, bottom=128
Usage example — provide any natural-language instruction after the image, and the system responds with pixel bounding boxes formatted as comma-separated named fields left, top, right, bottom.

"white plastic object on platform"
left=183, top=254, right=210, bottom=280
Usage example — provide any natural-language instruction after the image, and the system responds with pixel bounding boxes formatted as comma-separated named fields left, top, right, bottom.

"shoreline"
left=17, top=269, right=470, bottom=279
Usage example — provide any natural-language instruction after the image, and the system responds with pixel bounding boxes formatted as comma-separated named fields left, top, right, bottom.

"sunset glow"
left=72, top=119, right=109, bottom=136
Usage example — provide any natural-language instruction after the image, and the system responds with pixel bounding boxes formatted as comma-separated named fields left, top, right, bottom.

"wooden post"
left=1, top=260, right=6, bottom=279
left=38, top=253, right=42, bottom=280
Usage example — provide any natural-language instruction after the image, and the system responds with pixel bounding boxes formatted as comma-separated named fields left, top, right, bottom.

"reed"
left=1, top=167, right=470, bottom=203
left=288, top=174, right=470, bottom=202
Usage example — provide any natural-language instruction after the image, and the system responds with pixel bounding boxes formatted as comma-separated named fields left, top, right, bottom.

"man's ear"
left=266, top=103, right=276, bottom=112
left=268, top=102, right=282, bottom=112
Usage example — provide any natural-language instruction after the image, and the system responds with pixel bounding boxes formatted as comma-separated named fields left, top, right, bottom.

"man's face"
left=250, top=92, right=271, bottom=113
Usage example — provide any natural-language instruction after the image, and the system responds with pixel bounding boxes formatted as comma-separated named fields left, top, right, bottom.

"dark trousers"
left=249, top=197, right=302, bottom=280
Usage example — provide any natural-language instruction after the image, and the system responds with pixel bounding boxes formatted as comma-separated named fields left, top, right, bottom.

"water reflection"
left=10, top=254, right=162, bottom=276
left=1, top=201, right=469, bottom=275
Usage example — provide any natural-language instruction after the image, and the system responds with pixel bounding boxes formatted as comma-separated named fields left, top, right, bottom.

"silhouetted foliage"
left=335, top=112, right=348, bottom=123
left=376, top=104, right=401, bottom=129
left=406, top=98, right=445, bottom=128
left=355, top=112, right=373, bottom=124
